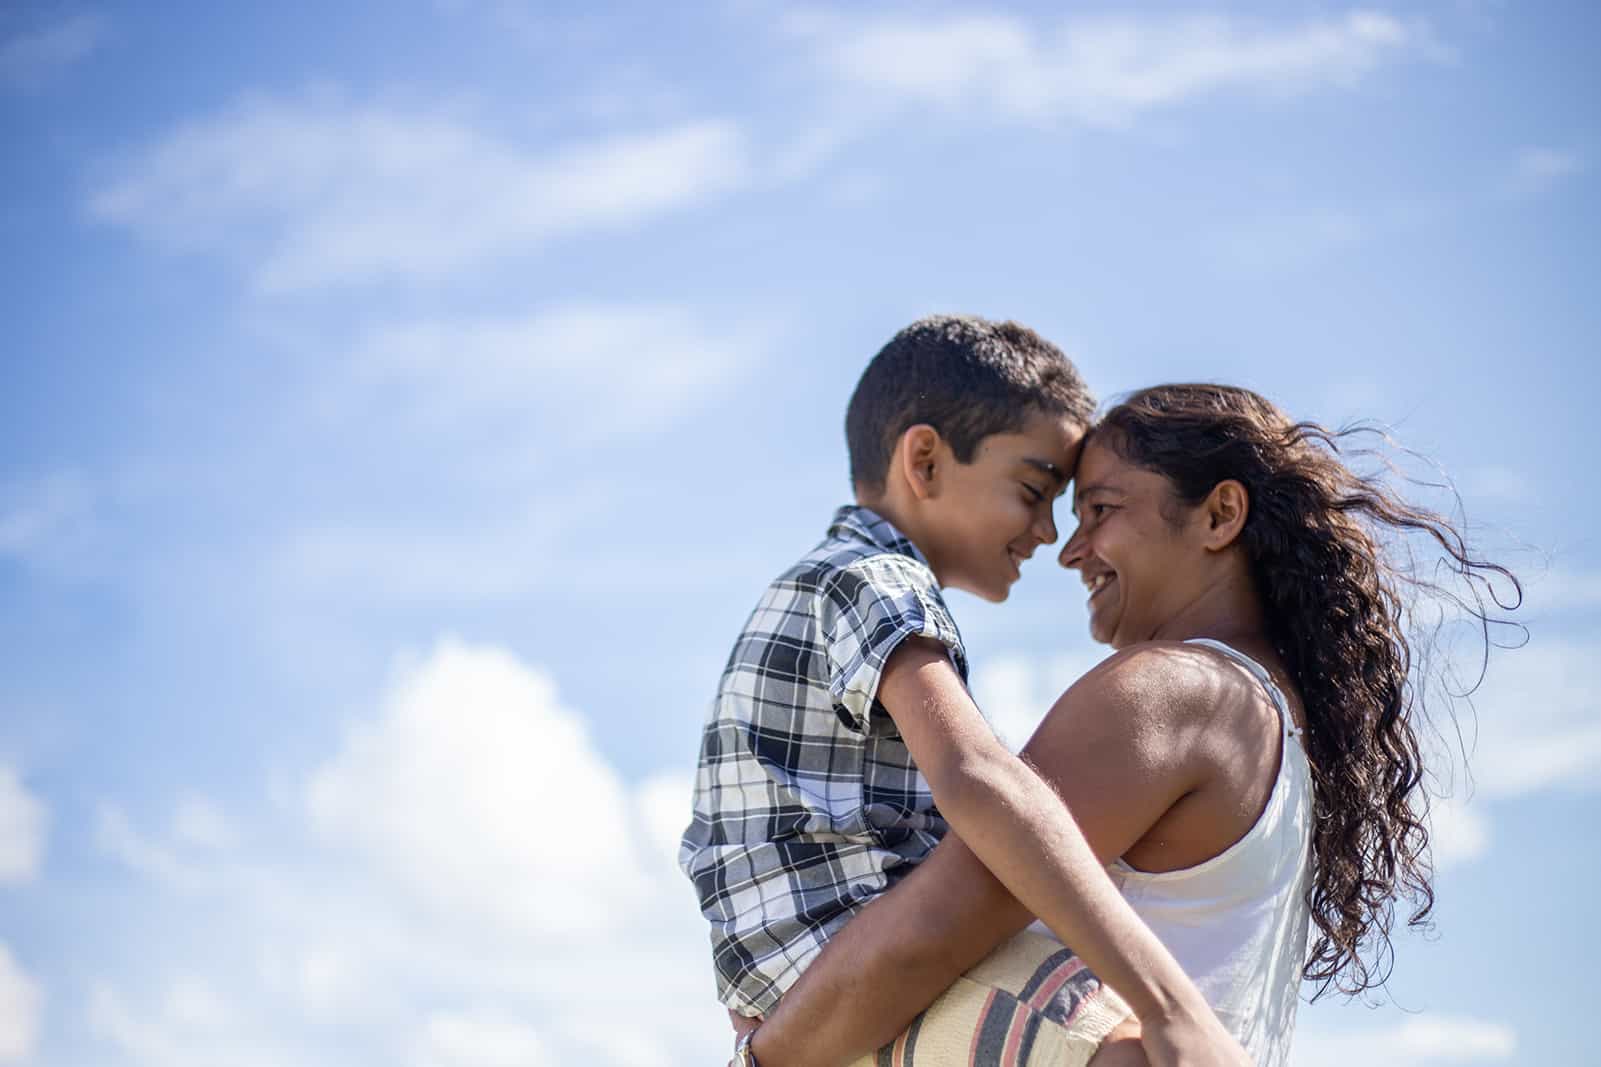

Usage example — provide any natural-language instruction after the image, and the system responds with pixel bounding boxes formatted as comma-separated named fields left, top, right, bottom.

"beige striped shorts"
left=846, top=929, right=1131, bottom=1067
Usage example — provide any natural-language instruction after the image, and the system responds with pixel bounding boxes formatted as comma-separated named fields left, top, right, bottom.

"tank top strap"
left=1183, top=638, right=1303, bottom=741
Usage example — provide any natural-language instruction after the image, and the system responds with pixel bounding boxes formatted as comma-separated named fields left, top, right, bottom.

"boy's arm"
left=751, top=638, right=1245, bottom=1066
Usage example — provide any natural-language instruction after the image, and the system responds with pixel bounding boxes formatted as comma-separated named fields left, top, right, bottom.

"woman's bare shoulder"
left=1070, top=641, right=1261, bottom=713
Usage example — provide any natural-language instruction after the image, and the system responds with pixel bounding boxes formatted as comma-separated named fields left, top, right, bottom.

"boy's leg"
left=846, top=928, right=1130, bottom=1067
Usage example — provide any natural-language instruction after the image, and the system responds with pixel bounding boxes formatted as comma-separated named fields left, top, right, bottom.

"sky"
left=1, top=0, right=1597, bottom=1063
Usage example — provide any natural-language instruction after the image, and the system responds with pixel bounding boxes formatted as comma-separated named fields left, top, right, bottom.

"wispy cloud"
left=0, top=944, right=42, bottom=1061
left=349, top=302, right=758, bottom=436
left=421, top=1012, right=552, bottom=1067
left=1298, top=1013, right=1517, bottom=1064
left=0, top=766, right=46, bottom=885
left=0, top=12, right=107, bottom=90
left=0, top=472, right=94, bottom=570
left=1512, top=146, right=1585, bottom=194
left=1427, top=789, right=1490, bottom=869
left=1209, top=209, right=1367, bottom=273
left=790, top=9, right=1426, bottom=128
left=1462, top=637, right=1601, bottom=798
left=96, top=804, right=213, bottom=892
left=970, top=648, right=1108, bottom=750
left=88, top=94, right=749, bottom=290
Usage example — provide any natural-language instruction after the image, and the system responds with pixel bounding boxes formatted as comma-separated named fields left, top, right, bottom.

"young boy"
left=679, top=316, right=1243, bottom=1067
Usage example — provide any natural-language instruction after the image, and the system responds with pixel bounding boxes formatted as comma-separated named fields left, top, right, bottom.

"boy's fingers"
left=727, top=1009, right=762, bottom=1037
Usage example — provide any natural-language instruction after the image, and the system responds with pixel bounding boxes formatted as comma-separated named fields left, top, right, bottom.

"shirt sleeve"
left=817, top=553, right=966, bottom=733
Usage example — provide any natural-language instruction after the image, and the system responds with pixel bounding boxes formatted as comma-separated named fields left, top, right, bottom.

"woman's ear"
left=1202, top=479, right=1250, bottom=550
left=896, top=424, right=943, bottom=501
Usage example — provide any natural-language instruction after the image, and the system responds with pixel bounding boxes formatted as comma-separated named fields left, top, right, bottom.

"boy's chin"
left=966, top=580, right=1013, bottom=604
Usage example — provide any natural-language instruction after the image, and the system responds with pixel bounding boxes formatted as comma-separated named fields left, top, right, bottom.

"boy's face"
left=921, top=411, right=1084, bottom=602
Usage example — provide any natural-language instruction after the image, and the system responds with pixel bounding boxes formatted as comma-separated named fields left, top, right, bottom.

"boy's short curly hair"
left=846, top=315, right=1096, bottom=494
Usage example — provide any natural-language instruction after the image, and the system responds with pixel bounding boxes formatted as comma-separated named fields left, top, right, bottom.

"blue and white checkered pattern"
left=679, top=505, right=969, bottom=1016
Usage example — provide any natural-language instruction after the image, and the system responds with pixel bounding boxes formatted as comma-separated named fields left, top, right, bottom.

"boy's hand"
left=727, top=1009, right=761, bottom=1039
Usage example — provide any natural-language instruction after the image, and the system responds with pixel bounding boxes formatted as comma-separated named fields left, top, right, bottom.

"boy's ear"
left=1201, top=479, right=1249, bottom=550
left=897, top=424, right=944, bottom=501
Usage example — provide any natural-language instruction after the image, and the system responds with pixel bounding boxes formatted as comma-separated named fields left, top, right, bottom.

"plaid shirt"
left=679, top=505, right=969, bottom=1016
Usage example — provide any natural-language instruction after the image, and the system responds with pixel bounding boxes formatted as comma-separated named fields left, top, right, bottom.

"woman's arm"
left=751, top=644, right=1231, bottom=1065
left=750, top=828, right=1025, bottom=1061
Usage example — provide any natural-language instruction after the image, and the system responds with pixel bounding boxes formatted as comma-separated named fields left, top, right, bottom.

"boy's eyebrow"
left=1021, top=458, right=1072, bottom=497
left=1021, top=457, right=1066, bottom=480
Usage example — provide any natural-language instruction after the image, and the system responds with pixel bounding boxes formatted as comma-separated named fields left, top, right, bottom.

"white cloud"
left=263, top=301, right=763, bottom=609
left=1461, top=638, right=1601, bottom=798
left=0, top=13, right=107, bottom=90
left=85, top=638, right=730, bottom=1065
left=172, top=795, right=235, bottom=850
left=1458, top=464, right=1532, bottom=504
left=87, top=982, right=291, bottom=1067
left=420, top=1012, right=551, bottom=1067
left=1513, top=147, right=1584, bottom=193
left=0, top=766, right=45, bottom=884
left=96, top=803, right=211, bottom=891
left=1426, top=790, right=1489, bottom=869
left=633, top=770, right=694, bottom=871
left=0, top=472, right=93, bottom=568
left=88, top=94, right=749, bottom=290
left=969, top=648, right=1109, bottom=750
left=350, top=302, right=756, bottom=438
left=1520, top=567, right=1601, bottom=615
left=1211, top=210, right=1367, bottom=273
left=1297, top=1013, right=1517, bottom=1065
left=794, top=10, right=1424, bottom=128
left=162, top=977, right=234, bottom=1031
left=0, top=944, right=42, bottom=1062
left=304, top=639, right=658, bottom=942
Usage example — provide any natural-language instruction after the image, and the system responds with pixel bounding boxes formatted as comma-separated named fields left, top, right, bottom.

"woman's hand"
left=1138, top=1008, right=1253, bottom=1067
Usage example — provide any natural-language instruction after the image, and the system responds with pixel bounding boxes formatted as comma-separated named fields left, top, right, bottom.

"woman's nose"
left=1058, top=524, right=1086, bottom=569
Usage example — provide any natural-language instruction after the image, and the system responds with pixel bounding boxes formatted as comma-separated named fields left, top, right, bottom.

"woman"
left=737, top=384, right=1516, bottom=1066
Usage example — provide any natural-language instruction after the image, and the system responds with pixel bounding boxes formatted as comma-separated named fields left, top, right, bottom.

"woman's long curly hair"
left=1094, top=384, right=1519, bottom=998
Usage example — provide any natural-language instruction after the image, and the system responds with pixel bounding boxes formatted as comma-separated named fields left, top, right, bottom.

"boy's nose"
left=1033, top=509, right=1059, bottom=547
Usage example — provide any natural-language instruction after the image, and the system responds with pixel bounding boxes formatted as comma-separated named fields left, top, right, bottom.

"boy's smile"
left=920, top=411, right=1085, bottom=602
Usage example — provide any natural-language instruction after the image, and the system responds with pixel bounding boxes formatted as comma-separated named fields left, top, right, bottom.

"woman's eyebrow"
left=1072, top=482, right=1122, bottom=505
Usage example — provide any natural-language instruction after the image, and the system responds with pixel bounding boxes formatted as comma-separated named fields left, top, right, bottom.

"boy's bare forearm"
left=934, top=744, right=1207, bottom=1024
left=879, top=640, right=1214, bottom=1028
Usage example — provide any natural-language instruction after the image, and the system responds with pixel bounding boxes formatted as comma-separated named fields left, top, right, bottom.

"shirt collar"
left=827, top=505, right=934, bottom=570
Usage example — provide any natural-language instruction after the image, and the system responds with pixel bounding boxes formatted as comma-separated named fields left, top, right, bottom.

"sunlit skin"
left=862, top=409, right=1084, bottom=602
left=736, top=434, right=1301, bottom=1067
left=1061, top=438, right=1260, bottom=651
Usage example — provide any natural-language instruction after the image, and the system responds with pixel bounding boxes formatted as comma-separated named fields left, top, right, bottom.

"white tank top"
left=1113, top=638, right=1314, bottom=1066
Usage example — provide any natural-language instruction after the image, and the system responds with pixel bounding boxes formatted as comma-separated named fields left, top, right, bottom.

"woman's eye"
left=1022, top=484, right=1045, bottom=502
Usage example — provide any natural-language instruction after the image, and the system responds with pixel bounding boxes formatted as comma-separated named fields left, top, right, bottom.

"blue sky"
left=1, top=1, right=1596, bottom=1063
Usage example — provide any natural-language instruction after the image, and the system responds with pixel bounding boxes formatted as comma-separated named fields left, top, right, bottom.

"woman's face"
left=1058, top=438, right=1208, bottom=648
